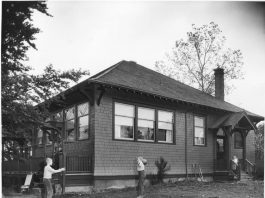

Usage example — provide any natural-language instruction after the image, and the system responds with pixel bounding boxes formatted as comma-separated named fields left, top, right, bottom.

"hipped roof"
left=46, top=60, right=263, bottom=122
left=88, top=61, right=263, bottom=121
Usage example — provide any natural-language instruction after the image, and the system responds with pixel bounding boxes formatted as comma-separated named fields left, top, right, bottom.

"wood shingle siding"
left=93, top=91, right=215, bottom=177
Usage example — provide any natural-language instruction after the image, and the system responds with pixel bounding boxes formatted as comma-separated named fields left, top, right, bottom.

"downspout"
left=185, top=112, right=188, bottom=179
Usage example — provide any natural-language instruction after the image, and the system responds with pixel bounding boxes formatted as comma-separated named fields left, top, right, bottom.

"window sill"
left=193, top=144, right=206, bottom=147
left=158, top=141, right=173, bottom=144
left=137, top=139, right=155, bottom=142
left=78, top=138, right=89, bottom=141
left=113, top=138, right=134, bottom=142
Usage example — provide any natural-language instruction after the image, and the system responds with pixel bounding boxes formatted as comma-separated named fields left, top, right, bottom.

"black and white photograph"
left=1, top=1, right=265, bottom=198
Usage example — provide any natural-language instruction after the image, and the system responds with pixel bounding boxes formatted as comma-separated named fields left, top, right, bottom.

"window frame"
left=113, top=102, right=135, bottom=141
left=77, top=102, right=90, bottom=140
left=113, top=100, right=175, bottom=144
left=37, top=128, right=44, bottom=145
left=64, top=105, right=76, bottom=142
left=137, top=106, right=155, bottom=142
left=193, top=115, right=207, bottom=146
left=234, top=131, right=243, bottom=149
left=157, top=110, right=174, bottom=143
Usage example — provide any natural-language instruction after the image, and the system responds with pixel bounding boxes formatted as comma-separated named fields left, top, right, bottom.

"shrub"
left=155, top=157, right=171, bottom=183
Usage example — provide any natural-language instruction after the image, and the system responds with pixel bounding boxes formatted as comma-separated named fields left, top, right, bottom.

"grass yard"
left=62, top=180, right=264, bottom=198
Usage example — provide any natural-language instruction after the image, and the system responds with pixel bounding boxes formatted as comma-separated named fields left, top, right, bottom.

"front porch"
left=211, top=111, right=257, bottom=181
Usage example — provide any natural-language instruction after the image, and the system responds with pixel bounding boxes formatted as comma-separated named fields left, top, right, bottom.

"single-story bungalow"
left=32, top=60, right=263, bottom=191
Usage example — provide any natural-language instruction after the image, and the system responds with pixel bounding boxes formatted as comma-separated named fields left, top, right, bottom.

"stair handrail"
left=245, top=159, right=255, bottom=177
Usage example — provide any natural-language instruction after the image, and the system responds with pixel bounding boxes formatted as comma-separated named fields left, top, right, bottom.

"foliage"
left=155, top=22, right=244, bottom=96
left=154, top=157, right=171, bottom=183
left=255, top=123, right=264, bottom=160
left=1, top=1, right=89, bottom=160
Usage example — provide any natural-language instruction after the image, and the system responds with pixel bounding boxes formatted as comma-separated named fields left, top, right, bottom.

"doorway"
left=216, top=128, right=227, bottom=170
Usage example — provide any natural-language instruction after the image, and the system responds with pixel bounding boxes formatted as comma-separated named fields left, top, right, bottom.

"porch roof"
left=209, top=111, right=257, bottom=130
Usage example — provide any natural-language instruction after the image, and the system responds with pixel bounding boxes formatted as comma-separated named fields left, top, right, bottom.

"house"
left=31, top=60, right=263, bottom=191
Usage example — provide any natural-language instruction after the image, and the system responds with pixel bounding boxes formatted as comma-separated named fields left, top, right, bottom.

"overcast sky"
left=25, top=1, right=265, bottom=118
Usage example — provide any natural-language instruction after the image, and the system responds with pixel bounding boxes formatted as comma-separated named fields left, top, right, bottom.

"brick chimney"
left=214, top=68, right=224, bottom=101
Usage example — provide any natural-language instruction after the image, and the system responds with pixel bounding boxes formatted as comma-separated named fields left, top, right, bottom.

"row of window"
left=37, top=102, right=90, bottom=145
left=114, top=102, right=206, bottom=146
left=114, top=102, right=174, bottom=143
left=36, top=101, right=206, bottom=146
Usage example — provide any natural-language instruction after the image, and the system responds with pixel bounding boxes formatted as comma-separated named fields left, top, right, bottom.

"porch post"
left=225, top=127, right=232, bottom=170
left=242, top=131, right=247, bottom=171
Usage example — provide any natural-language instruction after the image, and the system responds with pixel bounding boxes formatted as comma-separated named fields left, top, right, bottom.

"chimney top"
left=214, top=67, right=224, bottom=101
left=214, top=67, right=224, bottom=75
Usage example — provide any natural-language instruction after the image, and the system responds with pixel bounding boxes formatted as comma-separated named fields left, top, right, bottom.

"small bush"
left=155, top=157, right=171, bottom=183
left=150, top=173, right=158, bottom=185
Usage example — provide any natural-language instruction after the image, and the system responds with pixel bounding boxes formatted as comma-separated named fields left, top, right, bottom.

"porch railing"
left=2, top=157, right=44, bottom=173
left=245, top=159, right=256, bottom=177
left=3, top=155, right=93, bottom=174
left=65, top=155, right=92, bottom=173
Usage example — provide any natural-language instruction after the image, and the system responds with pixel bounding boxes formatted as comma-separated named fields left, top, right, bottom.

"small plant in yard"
left=155, top=157, right=171, bottom=183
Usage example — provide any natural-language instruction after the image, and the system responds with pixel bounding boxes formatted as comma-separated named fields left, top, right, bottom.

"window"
left=157, top=110, right=173, bottom=143
left=77, top=102, right=89, bottom=140
left=45, top=130, right=52, bottom=145
left=137, top=107, right=155, bottom=141
left=113, top=102, right=175, bottom=144
left=234, top=132, right=243, bottom=149
left=37, top=128, right=43, bottom=145
left=194, top=116, right=206, bottom=146
left=65, top=107, right=75, bottom=141
left=114, top=102, right=135, bottom=140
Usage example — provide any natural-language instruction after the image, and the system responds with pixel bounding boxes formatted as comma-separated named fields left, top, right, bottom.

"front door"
left=216, top=136, right=226, bottom=170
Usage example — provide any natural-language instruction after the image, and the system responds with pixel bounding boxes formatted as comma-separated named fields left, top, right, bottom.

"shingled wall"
left=93, top=90, right=215, bottom=181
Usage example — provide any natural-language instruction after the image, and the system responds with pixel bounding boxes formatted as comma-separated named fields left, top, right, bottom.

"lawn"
left=62, top=180, right=264, bottom=198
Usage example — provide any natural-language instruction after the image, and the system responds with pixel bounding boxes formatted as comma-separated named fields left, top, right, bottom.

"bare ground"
left=62, top=180, right=264, bottom=198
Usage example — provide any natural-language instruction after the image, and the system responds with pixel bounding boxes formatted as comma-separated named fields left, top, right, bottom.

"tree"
left=155, top=22, right=243, bottom=95
left=255, top=123, right=264, bottom=160
left=1, top=1, right=89, bottom=160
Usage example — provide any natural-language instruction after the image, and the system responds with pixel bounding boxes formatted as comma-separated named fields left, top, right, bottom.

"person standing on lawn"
left=136, top=156, right=147, bottom=198
left=43, top=157, right=65, bottom=198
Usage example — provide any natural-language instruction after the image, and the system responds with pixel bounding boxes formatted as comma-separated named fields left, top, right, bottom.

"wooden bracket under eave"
left=78, top=87, right=95, bottom=106
left=97, top=86, right=105, bottom=106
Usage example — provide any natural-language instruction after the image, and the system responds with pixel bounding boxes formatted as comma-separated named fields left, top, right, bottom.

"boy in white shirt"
left=137, top=156, right=147, bottom=198
left=43, top=157, right=65, bottom=198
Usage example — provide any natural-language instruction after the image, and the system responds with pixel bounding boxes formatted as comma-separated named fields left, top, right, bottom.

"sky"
left=25, top=1, right=265, bottom=118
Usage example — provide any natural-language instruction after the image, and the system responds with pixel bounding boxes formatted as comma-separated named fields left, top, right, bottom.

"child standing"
left=43, top=157, right=65, bottom=198
left=137, top=156, right=147, bottom=198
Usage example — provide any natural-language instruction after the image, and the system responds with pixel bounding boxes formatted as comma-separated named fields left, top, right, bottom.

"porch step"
left=239, top=171, right=253, bottom=182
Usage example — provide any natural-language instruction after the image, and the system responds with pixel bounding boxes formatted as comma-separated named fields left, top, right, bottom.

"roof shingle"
left=89, top=60, right=263, bottom=121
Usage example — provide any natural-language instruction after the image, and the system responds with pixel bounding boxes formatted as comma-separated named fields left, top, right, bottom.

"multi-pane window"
left=157, top=110, right=173, bottom=143
left=137, top=107, right=155, bottom=141
left=45, top=130, right=52, bottom=145
left=114, top=102, right=175, bottom=144
left=77, top=102, right=89, bottom=140
left=37, top=128, right=43, bottom=145
left=65, top=107, right=75, bottom=141
left=234, top=132, right=243, bottom=149
left=194, top=116, right=205, bottom=146
left=114, top=102, right=134, bottom=140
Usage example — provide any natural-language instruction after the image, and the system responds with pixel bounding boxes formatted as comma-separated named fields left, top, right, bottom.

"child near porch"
left=43, top=158, right=65, bottom=198
left=231, top=155, right=239, bottom=180
left=136, top=156, right=147, bottom=198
